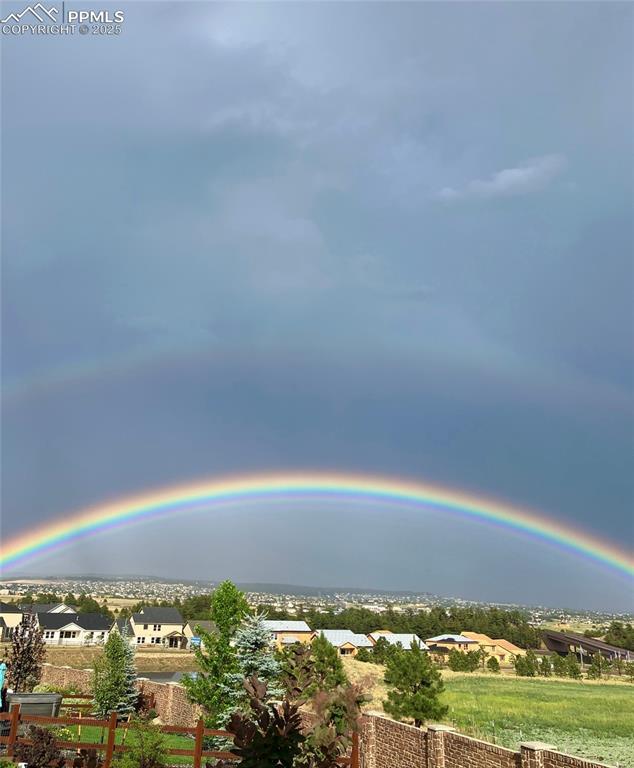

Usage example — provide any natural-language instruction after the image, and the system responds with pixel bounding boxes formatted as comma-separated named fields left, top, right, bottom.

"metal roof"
left=318, top=629, right=373, bottom=648
left=262, top=620, right=312, bottom=633
left=371, top=632, right=428, bottom=650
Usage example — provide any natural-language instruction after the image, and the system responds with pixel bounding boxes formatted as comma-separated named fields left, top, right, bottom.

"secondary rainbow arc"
left=0, top=472, right=632, bottom=577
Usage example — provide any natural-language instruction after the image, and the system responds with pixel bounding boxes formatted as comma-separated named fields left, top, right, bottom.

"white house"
left=37, top=612, right=111, bottom=646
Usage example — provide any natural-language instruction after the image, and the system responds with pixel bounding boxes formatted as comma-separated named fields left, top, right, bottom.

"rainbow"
left=1, top=471, right=632, bottom=578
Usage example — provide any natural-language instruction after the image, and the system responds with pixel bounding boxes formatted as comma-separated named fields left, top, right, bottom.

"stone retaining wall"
left=359, top=715, right=615, bottom=768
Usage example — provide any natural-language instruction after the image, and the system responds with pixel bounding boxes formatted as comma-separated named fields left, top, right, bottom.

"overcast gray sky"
left=1, top=1, right=632, bottom=610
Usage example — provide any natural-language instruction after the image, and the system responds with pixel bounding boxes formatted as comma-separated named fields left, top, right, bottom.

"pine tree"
left=225, top=613, right=282, bottom=711
left=310, top=633, right=348, bottom=694
left=92, top=628, right=137, bottom=717
left=8, top=613, right=46, bottom=692
left=564, top=652, right=582, bottom=680
left=551, top=654, right=568, bottom=677
left=586, top=653, right=609, bottom=680
left=383, top=643, right=447, bottom=727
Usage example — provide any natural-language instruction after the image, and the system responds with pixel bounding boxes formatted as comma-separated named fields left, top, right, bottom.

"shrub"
left=486, top=656, right=500, bottom=673
left=72, top=749, right=104, bottom=768
left=13, top=725, right=65, bottom=768
left=7, top=613, right=46, bottom=692
left=115, top=720, right=167, bottom=768
left=355, top=648, right=372, bottom=663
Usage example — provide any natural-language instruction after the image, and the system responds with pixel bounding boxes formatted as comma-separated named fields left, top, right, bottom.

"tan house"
left=425, top=633, right=478, bottom=661
left=317, top=629, right=374, bottom=656
left=184, top=620, right=217, bottom=649
left=262, top=620, right=313, bottom=649
left=130, top=607, right=187, bottom=649
left=490, top=637, right=526, bottom=664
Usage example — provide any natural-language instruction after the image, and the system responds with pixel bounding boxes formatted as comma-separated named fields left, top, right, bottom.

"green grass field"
left=344, top=658, right=634, bottom=768
left=443, top=675, right=634, bottom=768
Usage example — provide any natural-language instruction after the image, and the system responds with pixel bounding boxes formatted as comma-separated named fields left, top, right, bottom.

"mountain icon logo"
left=1, top=3, right=58, bottom=23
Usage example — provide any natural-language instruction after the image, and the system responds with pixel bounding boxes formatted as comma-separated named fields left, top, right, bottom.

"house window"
left=153, top=624, right=161, bottom=631
left=137, top=636, right=146, bottom=644
left=61, top=631, right=77, bottom=639
left=151, top=637, right=162, bottom=644
left=44, top=631, right=55, bottom=639
left=143, top=624, right=149, bottom=630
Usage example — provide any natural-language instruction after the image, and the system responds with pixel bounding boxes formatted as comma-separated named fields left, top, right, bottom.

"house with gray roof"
left=317, top=629, right=374, bottom=656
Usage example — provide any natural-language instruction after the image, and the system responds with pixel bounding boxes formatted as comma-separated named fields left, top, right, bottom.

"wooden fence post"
left=351, top=730, right=360, bottom=768
left=193, top=717, right=204, bottom=768
left=104, top=711, right=118, bottom=768
left=6, top=704, right=20, bottom=757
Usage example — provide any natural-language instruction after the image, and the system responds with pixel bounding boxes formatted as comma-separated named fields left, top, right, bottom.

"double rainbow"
left=1, top=471, right=632, bottom=578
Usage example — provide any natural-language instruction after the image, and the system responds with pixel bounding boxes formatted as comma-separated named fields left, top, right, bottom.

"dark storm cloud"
left=1, top=2, right=632, bottom=608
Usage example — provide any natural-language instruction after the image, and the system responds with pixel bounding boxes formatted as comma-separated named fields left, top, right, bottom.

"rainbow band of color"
left=1, top=472, right=632, bottom=577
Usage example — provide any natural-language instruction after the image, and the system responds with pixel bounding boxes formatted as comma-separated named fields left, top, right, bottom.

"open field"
left=0, top=644, right=201, bottom=673
left=343, top=658, right=634, bottom=768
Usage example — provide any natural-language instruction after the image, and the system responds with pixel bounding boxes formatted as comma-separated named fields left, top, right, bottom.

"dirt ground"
left=0, top=644, right=200, bottom=673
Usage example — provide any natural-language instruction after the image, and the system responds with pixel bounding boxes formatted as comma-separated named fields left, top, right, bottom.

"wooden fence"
left=0, top=704, right=359, bottom=768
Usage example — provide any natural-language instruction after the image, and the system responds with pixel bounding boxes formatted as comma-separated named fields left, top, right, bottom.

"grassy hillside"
left=343, top=658, right=634, bottom=768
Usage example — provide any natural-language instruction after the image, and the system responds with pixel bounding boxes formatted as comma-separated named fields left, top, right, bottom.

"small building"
left=37, top=612, right=111, bottom=646
left=369, top=631, right=428, bottom=650
left=131, top=607, right=187, bottom=649
left=262, top=620, right=313, bottom=648
left=317, top=629, right=374, bottom=656
left=184, top=620, right=217, bottom=649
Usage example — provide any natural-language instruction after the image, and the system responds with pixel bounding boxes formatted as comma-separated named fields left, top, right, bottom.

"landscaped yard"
left=343, top=658, right=634, bottom=768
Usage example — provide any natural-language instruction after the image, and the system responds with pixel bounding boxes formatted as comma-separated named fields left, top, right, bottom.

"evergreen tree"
left=564, top=652, right=582, bottom=680
left=92, top=629, right=137, bottom=717
left=8, top=613, right=46, bottom=692
left=310, top=633, right=348, bottom=694
left=226, top=613, right=282, bottom=710
left=586, top=653, right=609, bottom=680
left=551, top=654, right=568, bottom=677
left=383, top=643, right=447, bottom=727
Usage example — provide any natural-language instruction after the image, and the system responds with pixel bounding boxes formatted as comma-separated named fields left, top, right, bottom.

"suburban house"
left=21, top=602, right=77, bottom=614
left=37, top=612, right=111, bottom=646
left=368, top=630, right=428, bottom=650
left=425, top=633, right=478, bottom=659
left=0, top=602, right=23, bottom=640
left=130, top=607, right=187, bottom=648
left=462, top=632, right=526, bottom=665
left=184, top=620, right=217, bottom=649
left=317, top=629, right=374, bottom=656
left=262, top=619, right=313, bottom=648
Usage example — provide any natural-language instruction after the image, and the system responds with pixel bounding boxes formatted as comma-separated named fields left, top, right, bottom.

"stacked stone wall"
left=444, top=731, right=521, bottom=768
